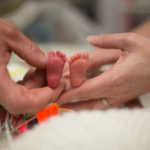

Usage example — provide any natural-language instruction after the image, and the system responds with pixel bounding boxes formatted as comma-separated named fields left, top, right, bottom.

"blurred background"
left=1, top=0, right=150, bottom=107
left=1, top=0, right=150, bottom=44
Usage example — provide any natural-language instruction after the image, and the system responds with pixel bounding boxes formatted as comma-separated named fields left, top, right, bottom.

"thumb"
left=57, top=88, right=81, bottom=105
left=26, top=81, right=65, bottom=114
left=57, top=72, right=113, bottom=105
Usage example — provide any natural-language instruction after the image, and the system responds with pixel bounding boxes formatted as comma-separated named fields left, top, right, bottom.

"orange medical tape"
left=14, top=103, right=74, bottom=132
left=36, top=103, right=59, bottom=123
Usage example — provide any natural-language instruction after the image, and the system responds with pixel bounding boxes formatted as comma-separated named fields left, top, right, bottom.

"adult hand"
left=0, top=19, right=61, bottom=115
left=57, top=33, right=150, bottom=109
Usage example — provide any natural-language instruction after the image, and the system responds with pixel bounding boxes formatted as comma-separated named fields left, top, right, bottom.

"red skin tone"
left=47, top=51, right=66, bottom=89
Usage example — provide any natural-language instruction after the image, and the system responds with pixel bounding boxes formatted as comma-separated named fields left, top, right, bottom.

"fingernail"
left=87, top=35, right=99, bottom=42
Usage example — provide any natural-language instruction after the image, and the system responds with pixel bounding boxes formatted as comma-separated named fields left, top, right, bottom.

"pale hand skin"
left=0, top=19, right=64, bottom=115
left=133, top=19, right=150, bottom=38
left=57, top=33, right=150, bottom=109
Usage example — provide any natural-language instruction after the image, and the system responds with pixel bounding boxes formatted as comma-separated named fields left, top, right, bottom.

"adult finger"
left=88, top=48, right=121, bottom=72
left=1, top=19, right=46, bottom=68
left=7, top=33, right=46, bottom=69
left=88, top=33, right=138, bottom=50
left=2, top=84, right=64, bottom=115
left=22, top=80, right=65, bottom=114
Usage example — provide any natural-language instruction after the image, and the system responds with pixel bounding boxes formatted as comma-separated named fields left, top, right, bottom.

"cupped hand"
left=0, top=19, right=63, bottom=115
left=57, top=33, right=150, bottom=108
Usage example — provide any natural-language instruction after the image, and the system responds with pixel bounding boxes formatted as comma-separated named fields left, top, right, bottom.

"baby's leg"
left=47, top=51, right=66, bottom=89
left=69, top=52, right=89, bottom=88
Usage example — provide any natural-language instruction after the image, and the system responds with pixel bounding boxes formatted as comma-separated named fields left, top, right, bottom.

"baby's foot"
left=69, top=52, right=89, bottom=88
left=47, top=51, right=66, bottom=89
